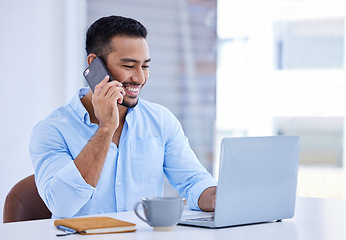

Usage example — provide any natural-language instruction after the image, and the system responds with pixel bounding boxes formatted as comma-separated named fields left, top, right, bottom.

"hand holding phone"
left=83, top=57, right=125, bottom=131
left=91, top=74, right=125, bottom=132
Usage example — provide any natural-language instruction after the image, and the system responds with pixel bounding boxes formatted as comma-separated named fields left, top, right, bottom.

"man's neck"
left=81, top=90, right=128, bottom=125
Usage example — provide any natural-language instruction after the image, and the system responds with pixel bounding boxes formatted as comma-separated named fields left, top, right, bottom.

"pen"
left=56, top=225, right=78, bottom=237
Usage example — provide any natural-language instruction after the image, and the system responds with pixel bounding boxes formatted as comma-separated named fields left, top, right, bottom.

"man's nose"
left=132, top=68, right=146, bottom=84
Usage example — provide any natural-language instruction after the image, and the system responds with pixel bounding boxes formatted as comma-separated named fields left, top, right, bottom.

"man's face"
left=105, top=36, right=151, bottom=108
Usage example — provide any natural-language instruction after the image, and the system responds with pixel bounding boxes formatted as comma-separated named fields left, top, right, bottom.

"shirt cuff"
left=187, top=177, right=217, bottom=211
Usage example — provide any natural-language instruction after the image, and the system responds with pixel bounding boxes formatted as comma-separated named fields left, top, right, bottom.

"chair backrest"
left=3, top=174, right=51, bottom=223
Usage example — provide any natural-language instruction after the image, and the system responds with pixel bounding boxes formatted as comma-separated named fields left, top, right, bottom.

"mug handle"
left=134, top=201, right=151, bottom=226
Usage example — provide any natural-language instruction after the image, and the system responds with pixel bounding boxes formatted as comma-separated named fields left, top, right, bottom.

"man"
left=30, top=15, right=217, bottom=218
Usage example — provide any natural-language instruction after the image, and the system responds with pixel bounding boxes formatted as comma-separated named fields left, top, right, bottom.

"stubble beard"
left=120, top=96, right=139, bottom=108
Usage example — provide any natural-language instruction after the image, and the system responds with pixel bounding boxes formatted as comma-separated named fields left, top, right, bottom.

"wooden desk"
left=1, top=197, right=346, bottom=240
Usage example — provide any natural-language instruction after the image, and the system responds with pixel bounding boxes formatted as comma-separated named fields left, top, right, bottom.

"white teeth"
left=126, top=86, right=139, bottom=92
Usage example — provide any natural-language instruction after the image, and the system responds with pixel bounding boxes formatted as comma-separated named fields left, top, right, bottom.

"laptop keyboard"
left=186, top=216, right=215, bottom=222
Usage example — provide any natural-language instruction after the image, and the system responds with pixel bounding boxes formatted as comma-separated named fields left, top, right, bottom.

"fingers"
left=105, top=85, right=125, bottom=98
left=103, top=84, right=125, bottom=105
left=94, top=75, right=125, bottom=98
left=108, top=87, right=125, bottom=104
left=94, top=75, right=110, bottom=96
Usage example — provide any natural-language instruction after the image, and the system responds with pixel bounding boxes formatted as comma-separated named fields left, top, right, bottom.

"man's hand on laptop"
left=198, top=186, right=217, bottom=212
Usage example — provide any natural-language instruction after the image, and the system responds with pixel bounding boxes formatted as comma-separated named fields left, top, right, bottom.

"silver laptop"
left=179, top=135, right=300, bottom=228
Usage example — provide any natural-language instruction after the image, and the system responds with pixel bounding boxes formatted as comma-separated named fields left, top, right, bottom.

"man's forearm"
left=198, top=186, right=217, bottom=212
left=74, top=126, right=113, bottom=187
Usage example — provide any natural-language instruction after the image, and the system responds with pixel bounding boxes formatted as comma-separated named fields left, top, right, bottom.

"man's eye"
left=122, top=65, right=133, bottom=69
left=142, top=65, right=150, bottom=69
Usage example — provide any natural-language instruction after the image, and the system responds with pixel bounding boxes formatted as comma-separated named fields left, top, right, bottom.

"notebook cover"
left=54, top=216, right=136, bottom=235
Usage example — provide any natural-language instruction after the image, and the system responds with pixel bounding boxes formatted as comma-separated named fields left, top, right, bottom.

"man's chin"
left=120, top=98, right=139, bottom=108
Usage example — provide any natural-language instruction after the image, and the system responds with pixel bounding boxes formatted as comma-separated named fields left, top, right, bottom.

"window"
left=216, top=0, right=346, bottom=199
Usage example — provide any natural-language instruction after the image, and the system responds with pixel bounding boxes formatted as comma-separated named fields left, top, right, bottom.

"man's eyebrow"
left=120, top=58, right=151, bottom=63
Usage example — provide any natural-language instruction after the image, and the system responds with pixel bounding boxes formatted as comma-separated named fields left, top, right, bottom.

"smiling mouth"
left=125, top=86, right=140, bottom=92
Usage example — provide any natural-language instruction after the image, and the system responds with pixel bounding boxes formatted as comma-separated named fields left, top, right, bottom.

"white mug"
left=134, top=197, right=185, bottom=231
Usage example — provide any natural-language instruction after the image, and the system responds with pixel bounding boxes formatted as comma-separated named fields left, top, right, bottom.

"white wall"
left=0, top=0, right=86, bottom=222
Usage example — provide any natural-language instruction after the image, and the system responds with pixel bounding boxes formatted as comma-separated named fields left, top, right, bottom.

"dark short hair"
left=85, top=16, right=147, bottom=62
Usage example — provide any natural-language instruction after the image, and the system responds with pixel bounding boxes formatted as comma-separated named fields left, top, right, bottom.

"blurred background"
left=0, top=0, right=345, bottom=222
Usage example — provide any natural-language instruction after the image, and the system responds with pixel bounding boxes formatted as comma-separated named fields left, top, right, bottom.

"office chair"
left=3, top=174, right=51, bottom=223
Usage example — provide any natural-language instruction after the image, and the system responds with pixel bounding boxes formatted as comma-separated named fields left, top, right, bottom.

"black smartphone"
left=83, top=57, right=113, bottom=92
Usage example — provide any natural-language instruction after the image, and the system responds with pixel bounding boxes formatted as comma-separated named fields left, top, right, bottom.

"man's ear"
left=87, top=53, right=98, bottom=65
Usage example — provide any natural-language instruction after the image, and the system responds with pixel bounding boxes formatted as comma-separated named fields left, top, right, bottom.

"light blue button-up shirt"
left=30, top=88, right=217, bottom=218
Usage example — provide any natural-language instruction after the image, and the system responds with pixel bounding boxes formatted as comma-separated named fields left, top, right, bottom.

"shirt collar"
left=69, top=87, right=91, bottom=125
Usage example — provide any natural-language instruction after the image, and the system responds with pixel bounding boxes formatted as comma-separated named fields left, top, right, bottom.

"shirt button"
left=117, top=181, right=122, bottom=186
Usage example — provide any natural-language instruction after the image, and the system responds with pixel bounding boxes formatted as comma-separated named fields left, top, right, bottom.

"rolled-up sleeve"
left=162, top=110, right=217, bottom=210
left=30, top=123, right=94, bottom=218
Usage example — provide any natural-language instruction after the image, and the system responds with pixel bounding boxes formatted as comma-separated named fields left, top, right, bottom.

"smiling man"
left=30, top=16, right=217, bottom=219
